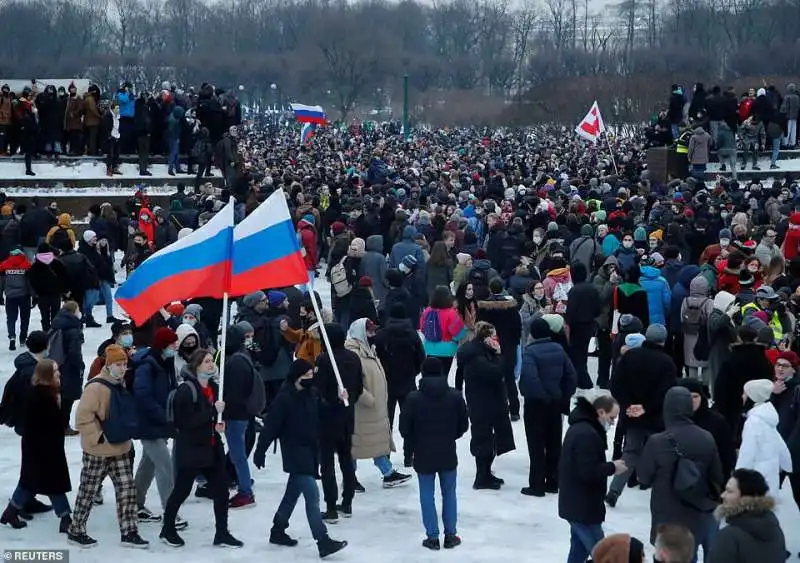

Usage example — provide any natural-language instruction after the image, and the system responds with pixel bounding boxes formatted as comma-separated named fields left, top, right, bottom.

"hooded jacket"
left=566, top=262, right=600, bottom=326
left=222, top=325, right=262, bottom=420
left=638, top=387, right=724, bottom=544
left=374, top=316, right=426, bottom=398
left=45, top=213, right=76, bottom=252
left=714, top=342, right=773, bottom=434
left=639, top=265, right=671, bottom=326
left=400, top=375, right=469, bottom=474
left=389, top=225, right=425, bottom=269
left=670, top=265, right=700, bottom=333
left=132, top=347, right=178, bottom=439
left=315, top=323, right=364, bottom=440
left=558, top=398, right=617, bottom=525
left=519, top=336, right=577, bottom=409
left=679, top=379, right=736, bottom=478
left=709, top=496, right=786, bottom=563
left=736, top=401, right=792, bottom=497
left=359, top=234, right=389, bottom=304
left=593, top=256, right=619, bottom=330
left=0, top=253, right=31, bottom=298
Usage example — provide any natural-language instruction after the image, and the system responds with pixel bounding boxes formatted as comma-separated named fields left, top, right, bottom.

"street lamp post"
left=270, top=83, right=278, bottom=129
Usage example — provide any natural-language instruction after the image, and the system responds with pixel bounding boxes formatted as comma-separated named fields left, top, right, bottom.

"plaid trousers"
left=68, top=451, right=138, bottom=536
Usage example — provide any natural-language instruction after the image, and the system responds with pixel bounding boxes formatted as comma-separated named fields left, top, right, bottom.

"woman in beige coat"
left=345, top=318, right=412, bottom=489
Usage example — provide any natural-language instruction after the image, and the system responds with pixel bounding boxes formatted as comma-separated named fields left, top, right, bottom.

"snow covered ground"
left=706, top=156, right=800, bottom=175
left=2, top=274, right=800, bottom=561
left=1, top=186, right=177, bottom=198
left=0, top=161, right=219, bottom=181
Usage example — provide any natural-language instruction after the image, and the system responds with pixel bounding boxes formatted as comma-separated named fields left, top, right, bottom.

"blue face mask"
left=163, top=348, right=177, bottom=359
left=119, top=334, right=134, bottom=349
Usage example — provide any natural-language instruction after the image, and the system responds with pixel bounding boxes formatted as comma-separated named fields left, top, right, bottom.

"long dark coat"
left=456, top=340, right=515, bottom=459
left=19, top=386, right=71, bottom=495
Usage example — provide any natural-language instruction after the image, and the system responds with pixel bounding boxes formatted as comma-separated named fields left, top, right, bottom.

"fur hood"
left=477, top=296, right=518, bottom=311
left=715, top=495, right=775, bottom=520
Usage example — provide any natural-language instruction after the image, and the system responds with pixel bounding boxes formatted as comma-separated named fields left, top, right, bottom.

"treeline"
left=1, top=0, right=800, bottom=124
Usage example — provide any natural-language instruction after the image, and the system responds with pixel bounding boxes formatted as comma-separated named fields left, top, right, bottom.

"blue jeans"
left=771, top=136, right=780, bottom=165
left=168, top=138, right=180, bottom=172
left=691, top=164, right=706, bottom=180
left=274, top=474, right=327, bottom=541
left=225, top=419, right=252, bottom=495
left=11, top=486, right=71, bottom=518
left=671, top=124, right=679, bottom=140
left=83, top=288, right=99, bottom=319
left=692, top=513, right=718, bottom=563
left=5, top=296, right=31, bottom=340
left=418, top=470, right=457, bottom=538
left=99, top=281, right=114, bottom=318
left=354, top=455, right=393, bottom=477
left=567, top=522, right=604, bottom=563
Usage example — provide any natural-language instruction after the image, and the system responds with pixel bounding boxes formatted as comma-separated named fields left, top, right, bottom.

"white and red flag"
left=575, top=101, right=606, bottom=143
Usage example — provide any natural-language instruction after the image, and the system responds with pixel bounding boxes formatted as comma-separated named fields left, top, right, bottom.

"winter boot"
left=353, top=479, right=366, bottom=493
left=336, top=503, right=352, bottom=518
left=270, top=523, right=299, bottom=547
left=422, top=537, right=441, bottom=550
left=444, top=535, right=462, bottom=549
left=318, top=536, right=348, bottom=558
left=67, top=532, right=98, bottom=548
left=213, top=530, right=243, bottom=548
left=159, top=527, right=184, bottom=548
left=25, top=170, right=35, bottom=176
left=9, top=338, right=15, bottom=351
left=321, top=507, right=338, bottom=524
left=1, top=503, right=28, bottom=529
left=59, top=514, right=72, bottom=534
left=140, top=170, right=152, bottom=177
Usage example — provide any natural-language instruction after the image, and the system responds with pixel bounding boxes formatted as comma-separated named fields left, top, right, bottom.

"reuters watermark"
left=2, top=551, right=69, bottom=562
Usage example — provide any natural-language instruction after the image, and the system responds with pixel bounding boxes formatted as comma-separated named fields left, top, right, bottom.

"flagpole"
left=605, top=133, right=619, bottom=176
left=305, top=276, right=348, bottom=406
left=216, top=291, right=230, bottom=423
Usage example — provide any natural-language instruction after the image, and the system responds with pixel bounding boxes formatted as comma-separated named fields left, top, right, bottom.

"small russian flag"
left=290, top=103, right=327, bottom=125
left=301, top=122, right=315, bottom=145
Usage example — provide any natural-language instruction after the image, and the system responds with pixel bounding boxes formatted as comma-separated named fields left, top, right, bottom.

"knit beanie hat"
left=153, top=328, right=178, bottom=350
left=624, top=333, right=645, bottom=349
left=166, top=302, right=185, bottom=317
left=83, top=229, right=97, bottom=243
left=580, top=224, right=594, bottom=237
left=267, top=290, right=287, bottom=309
left=421, top=357, right=443, bottom=377
left=184, top=303, right=203, bottom=319
left=287, top=358, right=314, bottom=383
left=779, top=350, right=800, bottom=367
left=530, top=318, right=552, bottom=339
left=105, top=344, right=128, bottom=365
left=542, top=313, right=565, bottom=334
left=243, top=290, right=267, bottom=308
left=633, top=226, right=647, bottom=241
left=591, top=533, right=645, bottom=563
left=645, top=323, right=668, bottom=345
left=25, top=331, right=49, bottom=354
left=618, top=314, right=643, bottom=334
left=744, top=379, right=774, bottom=404
left=236, top=320, right=254, bottom=335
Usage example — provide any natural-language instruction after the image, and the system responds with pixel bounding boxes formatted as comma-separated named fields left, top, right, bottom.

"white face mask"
left=649, top=240, right=658, bottom=249
left=533, top=235, right=542, bottom=244
left=622, top=240, right=633, bottom=249
left=720, top=239, right=730, bottom=248
left=183, top=317, right=197, bottom=327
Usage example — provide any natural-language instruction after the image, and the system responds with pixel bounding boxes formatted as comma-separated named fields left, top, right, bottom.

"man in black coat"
left=558, top=395, right=627, bottom=563
left=253, top=359, right=347, bottom=559
left=58, top=248, right=98, bottom=327
left=374, top=303, right=426, bottom=466
left=638, top=386, right=723, bottom=559
left=566, top=261, right=601, bottom=389
left=520, top=318, right=577, bottom=497
left=607, top=323, right=677, bottom=507
left=400, top=358, right=469, bottom=550
left=19, top=198, right=56, bottom=260
left=49, top=302, right=85, bottom=434
left=314, top=323, right=363, bottom=521
left=679, top=379, right=736, bottom=479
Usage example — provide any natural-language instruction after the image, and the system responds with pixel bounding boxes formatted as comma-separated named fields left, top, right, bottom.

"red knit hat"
left=153, top=327, right=178, bottom=350
left=358, top=276, right=373, bottom=288
left=166, top=302, right=185, bottom=317
left=779, top=350, right=800, bottom=368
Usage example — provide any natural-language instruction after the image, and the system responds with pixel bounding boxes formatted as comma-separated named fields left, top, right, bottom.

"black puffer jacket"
left=709, top=496, right=785, bottom=563
left=400, top=376, right=469, bottom=474
left=315, top=323, right=364, bottom=441
left=222, top=325, right=262, bottom=421
left=172, top=373, right=224, bottom=469
left=558, top=398, right=616, bottom=525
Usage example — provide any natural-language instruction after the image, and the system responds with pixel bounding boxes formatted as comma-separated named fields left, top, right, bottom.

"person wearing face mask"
left=130, top=327, right=182, bottom=527
left=221, top=325, right=265, bottom=510
left=700, top=228, right=732, bottom=266
left=67, top=344, right=147, bottom=548
left=613, top=233, right=638, bottom=274
left=520, top=281, right=552, bottom=343
left=160, top=349, right=242, bottom=549
left=678, top=379, right=736, bottom=479
left=89, top=321, right=136, bottom=379
left=767, top=350, right=800, bottom=512
left=253, top=359, right=348, bottom=558
left=181, top=303, right=212, bottom=349
left=345, top=318, right=412, bottom=490
left=173, top=323, right=199, bottom=377
left=558, top=394, right=627, bottom=563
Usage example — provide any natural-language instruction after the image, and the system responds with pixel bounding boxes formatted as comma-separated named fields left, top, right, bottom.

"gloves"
left=253, top=447, right=266, bottom=470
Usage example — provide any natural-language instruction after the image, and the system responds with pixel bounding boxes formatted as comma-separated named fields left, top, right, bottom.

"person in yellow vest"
left=741, top=286, right=786, bottom=343
left=675, top=125, right=693, bottom=155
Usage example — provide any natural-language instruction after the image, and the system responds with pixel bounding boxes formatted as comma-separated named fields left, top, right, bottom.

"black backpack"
left=88, top=379, right=139, bottom=444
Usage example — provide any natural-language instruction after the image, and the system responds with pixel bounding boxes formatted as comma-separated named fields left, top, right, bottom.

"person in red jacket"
left=138, top=208, right=156, bottom=245
left=717, top=252, right=744, bottom=295
left=781, top=212, right=800, bottom=261
left=0, top=247, right=33, bottom=350
left=297, top=214, right=318, bottom=272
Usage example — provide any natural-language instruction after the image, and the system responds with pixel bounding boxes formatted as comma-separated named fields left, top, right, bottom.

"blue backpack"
left=422, top=309, right=443, bottom=342
left=88, top=379, right=139, bottom=444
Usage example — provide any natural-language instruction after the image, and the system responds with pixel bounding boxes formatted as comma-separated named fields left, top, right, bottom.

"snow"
left=706, top=157, right=800, bottom=175
left=0, top=161, right=219, bottom=181
left=2, top=270, right=799, bottom=561
left=1, top=186, right=177, bottom=198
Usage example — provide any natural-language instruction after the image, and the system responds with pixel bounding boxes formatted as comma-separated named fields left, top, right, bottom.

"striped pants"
left=68, top=451, right=138, bottom=536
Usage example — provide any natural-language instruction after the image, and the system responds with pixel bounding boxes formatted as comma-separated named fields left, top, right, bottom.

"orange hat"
left=649, top=229, right=663, bottom=241
left=105, top=345, right=127, bottom=365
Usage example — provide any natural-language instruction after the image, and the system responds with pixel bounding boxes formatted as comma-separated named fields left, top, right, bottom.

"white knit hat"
left=744, top=379, right=774, bottom=404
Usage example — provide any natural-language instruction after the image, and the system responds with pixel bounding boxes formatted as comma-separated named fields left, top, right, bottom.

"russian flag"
left=301, top=122, right=315, bottom=145
left=230, top=189, right=308, bottom=295
left=290, top=103, right=327, bottom=125
left=117, top=201, right=235, bottom=325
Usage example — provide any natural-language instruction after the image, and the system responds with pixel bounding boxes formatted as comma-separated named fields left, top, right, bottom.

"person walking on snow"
left=0, top=246, right=32, bottom=351
left=253, top=359, right=348, bottom=559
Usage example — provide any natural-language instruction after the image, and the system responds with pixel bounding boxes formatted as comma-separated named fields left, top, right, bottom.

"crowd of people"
left=1, top=94, right=800, bottom=562
left=647, top=82, right=800, bottom=178
left=0, top=80, right=241, bottom=181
